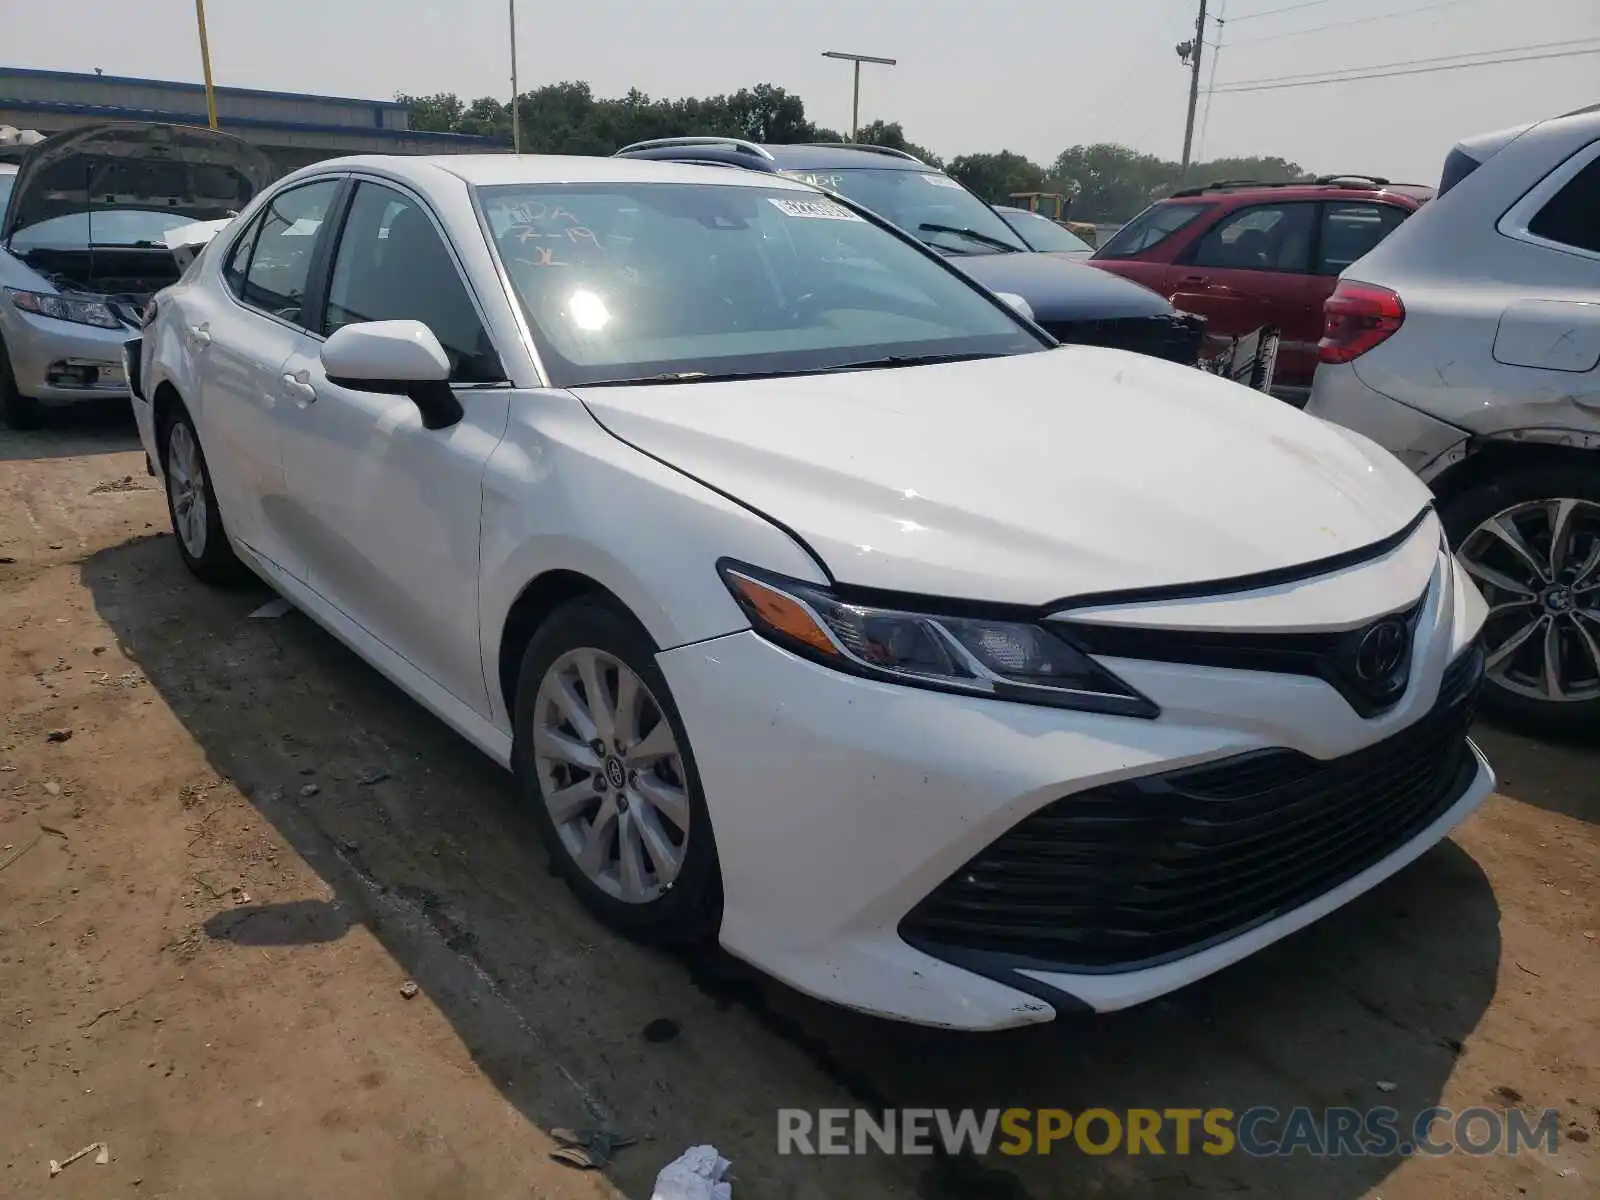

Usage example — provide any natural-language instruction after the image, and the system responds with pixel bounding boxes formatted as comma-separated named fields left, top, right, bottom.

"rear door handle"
left=186, top=323, right=212, bottom=348
left=281, top=372, right=317, bottom=404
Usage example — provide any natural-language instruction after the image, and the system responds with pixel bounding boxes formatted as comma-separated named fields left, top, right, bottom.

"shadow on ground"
left=85, top=534, right=1506, bottom=1200
left=1471, top=723, right=1599, bottom=825
left=0, top=401, right=141, bottom=462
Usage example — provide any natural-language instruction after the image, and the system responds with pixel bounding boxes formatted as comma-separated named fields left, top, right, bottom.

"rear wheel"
left=1442, top=463, right=1600, bottom=734
left=160, top=402, right=244, bottom=585
left=0, top=338, right=44, bottom=431
left=512, top=598, right=721, bottom=946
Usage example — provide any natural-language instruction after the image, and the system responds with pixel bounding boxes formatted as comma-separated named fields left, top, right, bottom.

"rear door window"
left=237, top=180, right=342, bottom=329
left=1528, top=150, right=1600, bottom=255
left=1190, top=203, right=1316, bottom=272
left=1316, top=202, right=1408, bottom=275
left=1095, top=202, right=1212, bottom=258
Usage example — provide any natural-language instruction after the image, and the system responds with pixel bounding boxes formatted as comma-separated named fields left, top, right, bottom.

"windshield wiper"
left=580, top=370, right=796, bottom=387
left=579, top=354, right=1005, bottom=387
left=917, top=223, right=1022, bottom=253
left=817, top=351, right=1006, bottom=373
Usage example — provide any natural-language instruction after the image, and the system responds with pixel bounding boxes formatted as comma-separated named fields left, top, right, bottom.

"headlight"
left=5, top=288, right=123, bottom=330
left=719, top=562, right=1158, bottom=718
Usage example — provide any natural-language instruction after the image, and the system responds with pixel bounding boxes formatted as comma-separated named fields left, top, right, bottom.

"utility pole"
left=509, top=0, right=521, bottom=153
left=194, top=0, right=219, bottom=130
left=1178, top=0, right=1208, bottom=172
left=821, top=51, right=897, bottom=141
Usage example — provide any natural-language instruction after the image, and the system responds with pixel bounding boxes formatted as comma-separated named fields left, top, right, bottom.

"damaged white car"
left=131, top=154, right=1496, bottom=1029
left=0, top=122, right=271, bottom=429
left=1308, top=104, right=1600, bottom=731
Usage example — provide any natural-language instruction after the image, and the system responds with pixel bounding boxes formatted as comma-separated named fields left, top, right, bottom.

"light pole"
left=509, top=0, right=521, bottom=153
left=821, top=50, right=897, bottom=142
left=194, top=0, right=219, bottom=129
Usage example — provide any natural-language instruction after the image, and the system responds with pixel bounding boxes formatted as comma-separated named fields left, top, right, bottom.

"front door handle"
left=1175, top=274, right=1208, bottom=287
left=281, top=372, right=317, bottom=404
left=186, top=323, right=212, bottom=348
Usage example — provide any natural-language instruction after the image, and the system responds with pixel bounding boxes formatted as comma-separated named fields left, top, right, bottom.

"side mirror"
left=995, top=291, right=1035, bottom=322
left=321, top=320, right=462, bottom=431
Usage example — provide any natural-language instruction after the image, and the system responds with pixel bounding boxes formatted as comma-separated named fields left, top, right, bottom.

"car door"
left=1164, top=201, right=1319, bottom=385
left=276, top=178, right=513, bottom=717
left=194, top=177, right=344, bottom=578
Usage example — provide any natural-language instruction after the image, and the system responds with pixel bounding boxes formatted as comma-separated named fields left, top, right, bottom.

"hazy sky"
left=10, top=0, right=1599, bottom=182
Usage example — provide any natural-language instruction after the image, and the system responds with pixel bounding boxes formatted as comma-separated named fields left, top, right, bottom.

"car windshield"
left=478, top=182, right=1046, bottom=388
left=778, top=167, right=1029, bottom=256
left=1094, top=201, right=1213, bottom=258
left=998, top=209, right=1093, bottom=253
left=0, top=171, right=14, bottom=218
left=10, top=209, right=198, bottom=250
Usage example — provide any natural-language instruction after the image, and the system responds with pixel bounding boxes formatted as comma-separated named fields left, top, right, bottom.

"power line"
left=1227, top=0, right=1340, bottom=24
left=1210, top=44, right=1600, bottom=92
left=1213, top=36, right=1599, bottom=88
left=1226, top=0, right=1485, bottom=45
left=1198, top=0, right=1228, bottom=159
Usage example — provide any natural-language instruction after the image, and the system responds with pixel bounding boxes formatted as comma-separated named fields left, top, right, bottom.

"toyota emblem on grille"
left=1354, top=618, right=1409, bottom=684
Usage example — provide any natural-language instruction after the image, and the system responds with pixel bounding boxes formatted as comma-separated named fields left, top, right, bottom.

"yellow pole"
left=195, top=0, right=219, bottom=129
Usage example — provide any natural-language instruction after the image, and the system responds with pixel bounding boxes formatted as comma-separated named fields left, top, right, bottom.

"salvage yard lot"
left=1, top=411, right=1596, bottom=1200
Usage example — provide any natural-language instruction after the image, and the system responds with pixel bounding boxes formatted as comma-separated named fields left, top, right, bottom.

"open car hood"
left=1, top=122, right=275, bottom=243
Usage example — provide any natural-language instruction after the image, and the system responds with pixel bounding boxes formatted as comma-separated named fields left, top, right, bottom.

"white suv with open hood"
left=0, top=121, right=273, bottom=428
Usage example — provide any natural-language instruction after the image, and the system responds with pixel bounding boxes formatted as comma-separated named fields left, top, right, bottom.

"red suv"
left=1088, top=176, right=1434, bottom=404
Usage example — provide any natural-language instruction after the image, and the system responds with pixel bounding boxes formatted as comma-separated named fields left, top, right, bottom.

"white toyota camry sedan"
left=129, top=154, right=1494, bottom=1030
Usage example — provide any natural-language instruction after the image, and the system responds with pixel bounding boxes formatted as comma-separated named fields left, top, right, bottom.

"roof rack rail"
left=801, top=141, right=927, bottom=164
left=1168, top=174, right=1398, bottom=197
left=614, top=136, right=775, bottom=160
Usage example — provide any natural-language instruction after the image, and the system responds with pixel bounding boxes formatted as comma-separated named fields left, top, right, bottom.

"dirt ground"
left=1, top=409, right=1596, bottom=1200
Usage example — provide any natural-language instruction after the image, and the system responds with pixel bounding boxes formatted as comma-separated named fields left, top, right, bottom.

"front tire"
left=512, top=598, right=722, bottom=946
left=160, top=402, right=244, bottom=585
left=0, top=338, right=44, bottom=431
left=1441, top=463, right=1600, bottom=734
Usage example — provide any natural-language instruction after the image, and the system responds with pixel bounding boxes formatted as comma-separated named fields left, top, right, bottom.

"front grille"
left=901, top=642, right=1484, bottom=972
left=1063, top=592, right=1428, bottom=719
left=1042, top=313, right=1205, bottom=366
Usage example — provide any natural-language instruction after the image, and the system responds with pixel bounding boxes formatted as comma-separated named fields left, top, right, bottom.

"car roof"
left=289, top=153, right=818, bottom=191
left=1164, top=176, right=1435, bottom=204
left=614, top=138, right=936, bottom=174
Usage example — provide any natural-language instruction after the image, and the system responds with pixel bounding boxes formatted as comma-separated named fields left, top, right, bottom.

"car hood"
left=574, top=348, right=1432, bottom=606
left=1, top=122, right=274, bottom=243
left=949, top=252, right=1175, bottom=322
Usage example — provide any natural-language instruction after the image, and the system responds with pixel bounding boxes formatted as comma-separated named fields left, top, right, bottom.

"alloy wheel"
left=166, top=421, right=209, bottom=559
left=1458, top=498, right=1600, bottom=702
left=530, top=647, right=692, bottom=904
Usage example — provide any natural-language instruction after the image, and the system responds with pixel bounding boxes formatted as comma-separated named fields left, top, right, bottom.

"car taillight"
left=1319, top=280, right=1404, bottom=364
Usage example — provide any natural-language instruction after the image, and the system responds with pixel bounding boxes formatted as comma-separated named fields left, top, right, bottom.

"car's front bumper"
left=2, top=306, right=135, bottom=402
left=1305, top=362, right=1471, bottom=485
left=659, top=533, right=1492, bottom=1030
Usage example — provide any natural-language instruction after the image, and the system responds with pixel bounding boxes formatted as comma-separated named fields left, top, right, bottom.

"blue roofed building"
left=0, top=66, right=506, bottom=174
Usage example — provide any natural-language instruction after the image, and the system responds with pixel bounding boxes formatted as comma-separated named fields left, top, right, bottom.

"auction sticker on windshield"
left=921, top=174, right=965, bottom=189
left=767, top=198, right=863, bottom=221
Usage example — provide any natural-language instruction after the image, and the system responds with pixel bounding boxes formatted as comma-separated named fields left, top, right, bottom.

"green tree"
left=853, top=120, right=943, bottom=168
left=946, top=151, right=1051, bottom=203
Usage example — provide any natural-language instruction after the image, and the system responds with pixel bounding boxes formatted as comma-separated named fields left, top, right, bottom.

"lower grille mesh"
left=1042, top=314, right=1206, bottom=365
left=901, top=644, right=1484, bottom=971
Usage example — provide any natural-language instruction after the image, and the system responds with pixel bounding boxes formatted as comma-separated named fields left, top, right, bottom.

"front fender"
left=477, top=391, right=826, bottom=734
